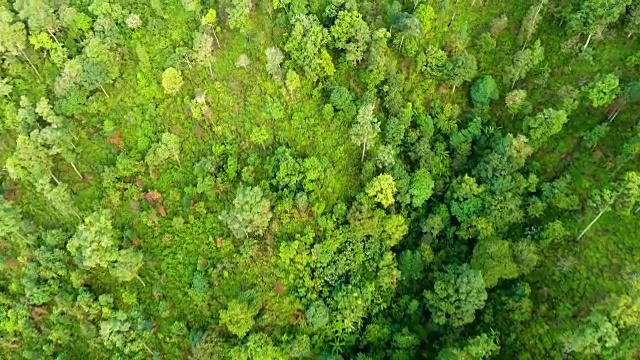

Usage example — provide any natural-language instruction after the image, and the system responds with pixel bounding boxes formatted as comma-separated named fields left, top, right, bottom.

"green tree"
left=110, top=248, right=144, bottom=283
left=162, top=67, right=184, bottom=95
left=409, top=168, right=434, bottom=208
left=566, top=0, right=630, bottom=49
left=626, top=5, right=640, bottom=38
left=470, top=75, right=499, bottom=107
left=67, top=210, right=119, bottom=269
left=330, top=10, right=371, bottom=65
left=366, top=173, right=397, bottom=208
left=227, top=0, right=251, bottom=33
left=563, top=311, right=619, bottom=355
left=505, top=89, right=529, bottom=115
left=471, top=238, right=518, bottom=288
left=0, top=6, right=41, bottom=79
left=284, top=14, right=334, bottom=80
left=350, top=103, right=380, bottom=161
left=219, top=300, right=259, bottom=338
left=265, top=46, right=284, bottom=81
left=585, top=73, right=619, bottom=108
left=523, top=108, right=568, bottom=147
left=219, top=186, right=272, bottom=238
left=145, top=132, right=181, bottom=169
left=506, top=40, right=544, bottom=88
left=444, top=53, right=477, bottom=92
left=425, top=264, right=488, bottom=327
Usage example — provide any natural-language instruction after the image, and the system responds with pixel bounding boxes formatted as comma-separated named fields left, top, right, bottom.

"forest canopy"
left=1, top=0, right=640, bottom=359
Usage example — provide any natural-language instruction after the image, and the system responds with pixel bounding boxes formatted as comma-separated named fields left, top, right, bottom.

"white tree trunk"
left=575, top=207, right=608, bottom=241
left=583, top=33, right=593, bottom=50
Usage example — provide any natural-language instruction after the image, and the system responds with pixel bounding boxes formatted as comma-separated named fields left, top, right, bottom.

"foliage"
left=470, top=76, right=499, bottom=107
left=425, top=264, right=488, bottom=327
left=219, top=186, right=272, bottom=239
left=162, top=67, right=184, bottom=95
left=0, top=1, right=639, bottom=359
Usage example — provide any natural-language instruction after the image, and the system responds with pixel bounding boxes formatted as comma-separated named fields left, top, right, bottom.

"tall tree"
left=565, top=0, right=631, bottom=49
left=219, top=186, right=272, bottom=239
left=424, top=264, right=488, bottom=327
left=349, top=103, right=381, bottom=161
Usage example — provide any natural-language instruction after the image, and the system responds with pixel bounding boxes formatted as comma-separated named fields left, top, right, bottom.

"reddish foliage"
left=156, top=204, right=167, bottom=217
left=216, top=237, right=224, bottom=247
left=31, top=307, right=49, bottom=320
left=144, top=191, right=163, bottom=203
left=274, top=282, right=285, bottom=295
left=108, top=128, right=122, bottom=146
left=5, top=257, right=19, bottom=268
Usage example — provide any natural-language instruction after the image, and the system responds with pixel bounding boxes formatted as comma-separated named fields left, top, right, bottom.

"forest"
left=1, top=0, right=640, bottom=359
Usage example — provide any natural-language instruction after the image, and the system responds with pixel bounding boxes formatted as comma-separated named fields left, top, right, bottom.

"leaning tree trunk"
left=575, top=207, right=609, bottom=241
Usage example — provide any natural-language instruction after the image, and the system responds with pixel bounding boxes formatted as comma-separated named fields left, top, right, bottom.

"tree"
left=566, top=0, right=630, bottom=49
left=80, top=37, right=119, bottom=97
left=518, top=0, right=548, bottom=48
left=349, top=103, right=380, bottom=161
left=227, top=0, right=251, bottom=34
left=505, top=89, right=528, bottom=115
left=470, top=76, right=499, bottom=107
left=585, top=73, right=619, bottom=108
left=366, top=174, right=397, bottom=208
left=110, top=248, right=144, bottom=283
left=284, top=14, right=334, bottom=80
left=5, top=133, right=54, bottom=185
left=626, top=5, right=640, bottom=38
left=437, top=332, right=500, bottom=360
left=471, top=238, right=519, bottom=288
left=443, top=53, right=477, bottom=92
left=202, top=9, right=221, bottom=48
left=162, top=67, right=184, bottom=95
left=409, top=168, right=434, bottom=208
left=219, top=300, right=259, bottom=338
left=391, top=13, right=421, bottom=51
left=0, top=6, right=41, bottom=79
left=575, top=172, right=640, bottom=241
left=219, top=186, right=272, bottom=239
left=398, top=250, right=424, bottom=280
left=563, top=311, right=619, bottom=355
left=146, top=132, right=181, bottom=169
left=265, top=46, right=284, bottom=81
left=424, top=264, right=488, bottom=327
left=415, top=4, right=436, bottom=35
left=506, top=40, right=544, bottom=88
left=523, top=108, right=568, bottom=147
left=330, top=10, right=371, bottom=65
left=67, top=210, right=119, bottom=269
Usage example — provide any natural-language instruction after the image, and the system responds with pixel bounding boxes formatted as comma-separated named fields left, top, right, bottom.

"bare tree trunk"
left=100, top=85, right=109, bottom=97
left=583, top=33, right=593, bottom=50
left=136, top=274, right=146, bottom=287
left=143, top=343, right=153, bottom=356
left=575, top=207, right=608, bottom=242
left=20, top=49, right=42, bottom=80
left=51, top=172, right=60, bottom=185
left=70, top=162, right=83, bottom=179
left=212, top=29, right=221, bottom=49
left=608, top=109, right=620, bottom=123
left=47, top=29, right=61, bottom=45
left=361, top=142, right=366, bottom=161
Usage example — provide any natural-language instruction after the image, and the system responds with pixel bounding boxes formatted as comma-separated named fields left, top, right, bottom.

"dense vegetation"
left=1, top=0, right=640, bottom=359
